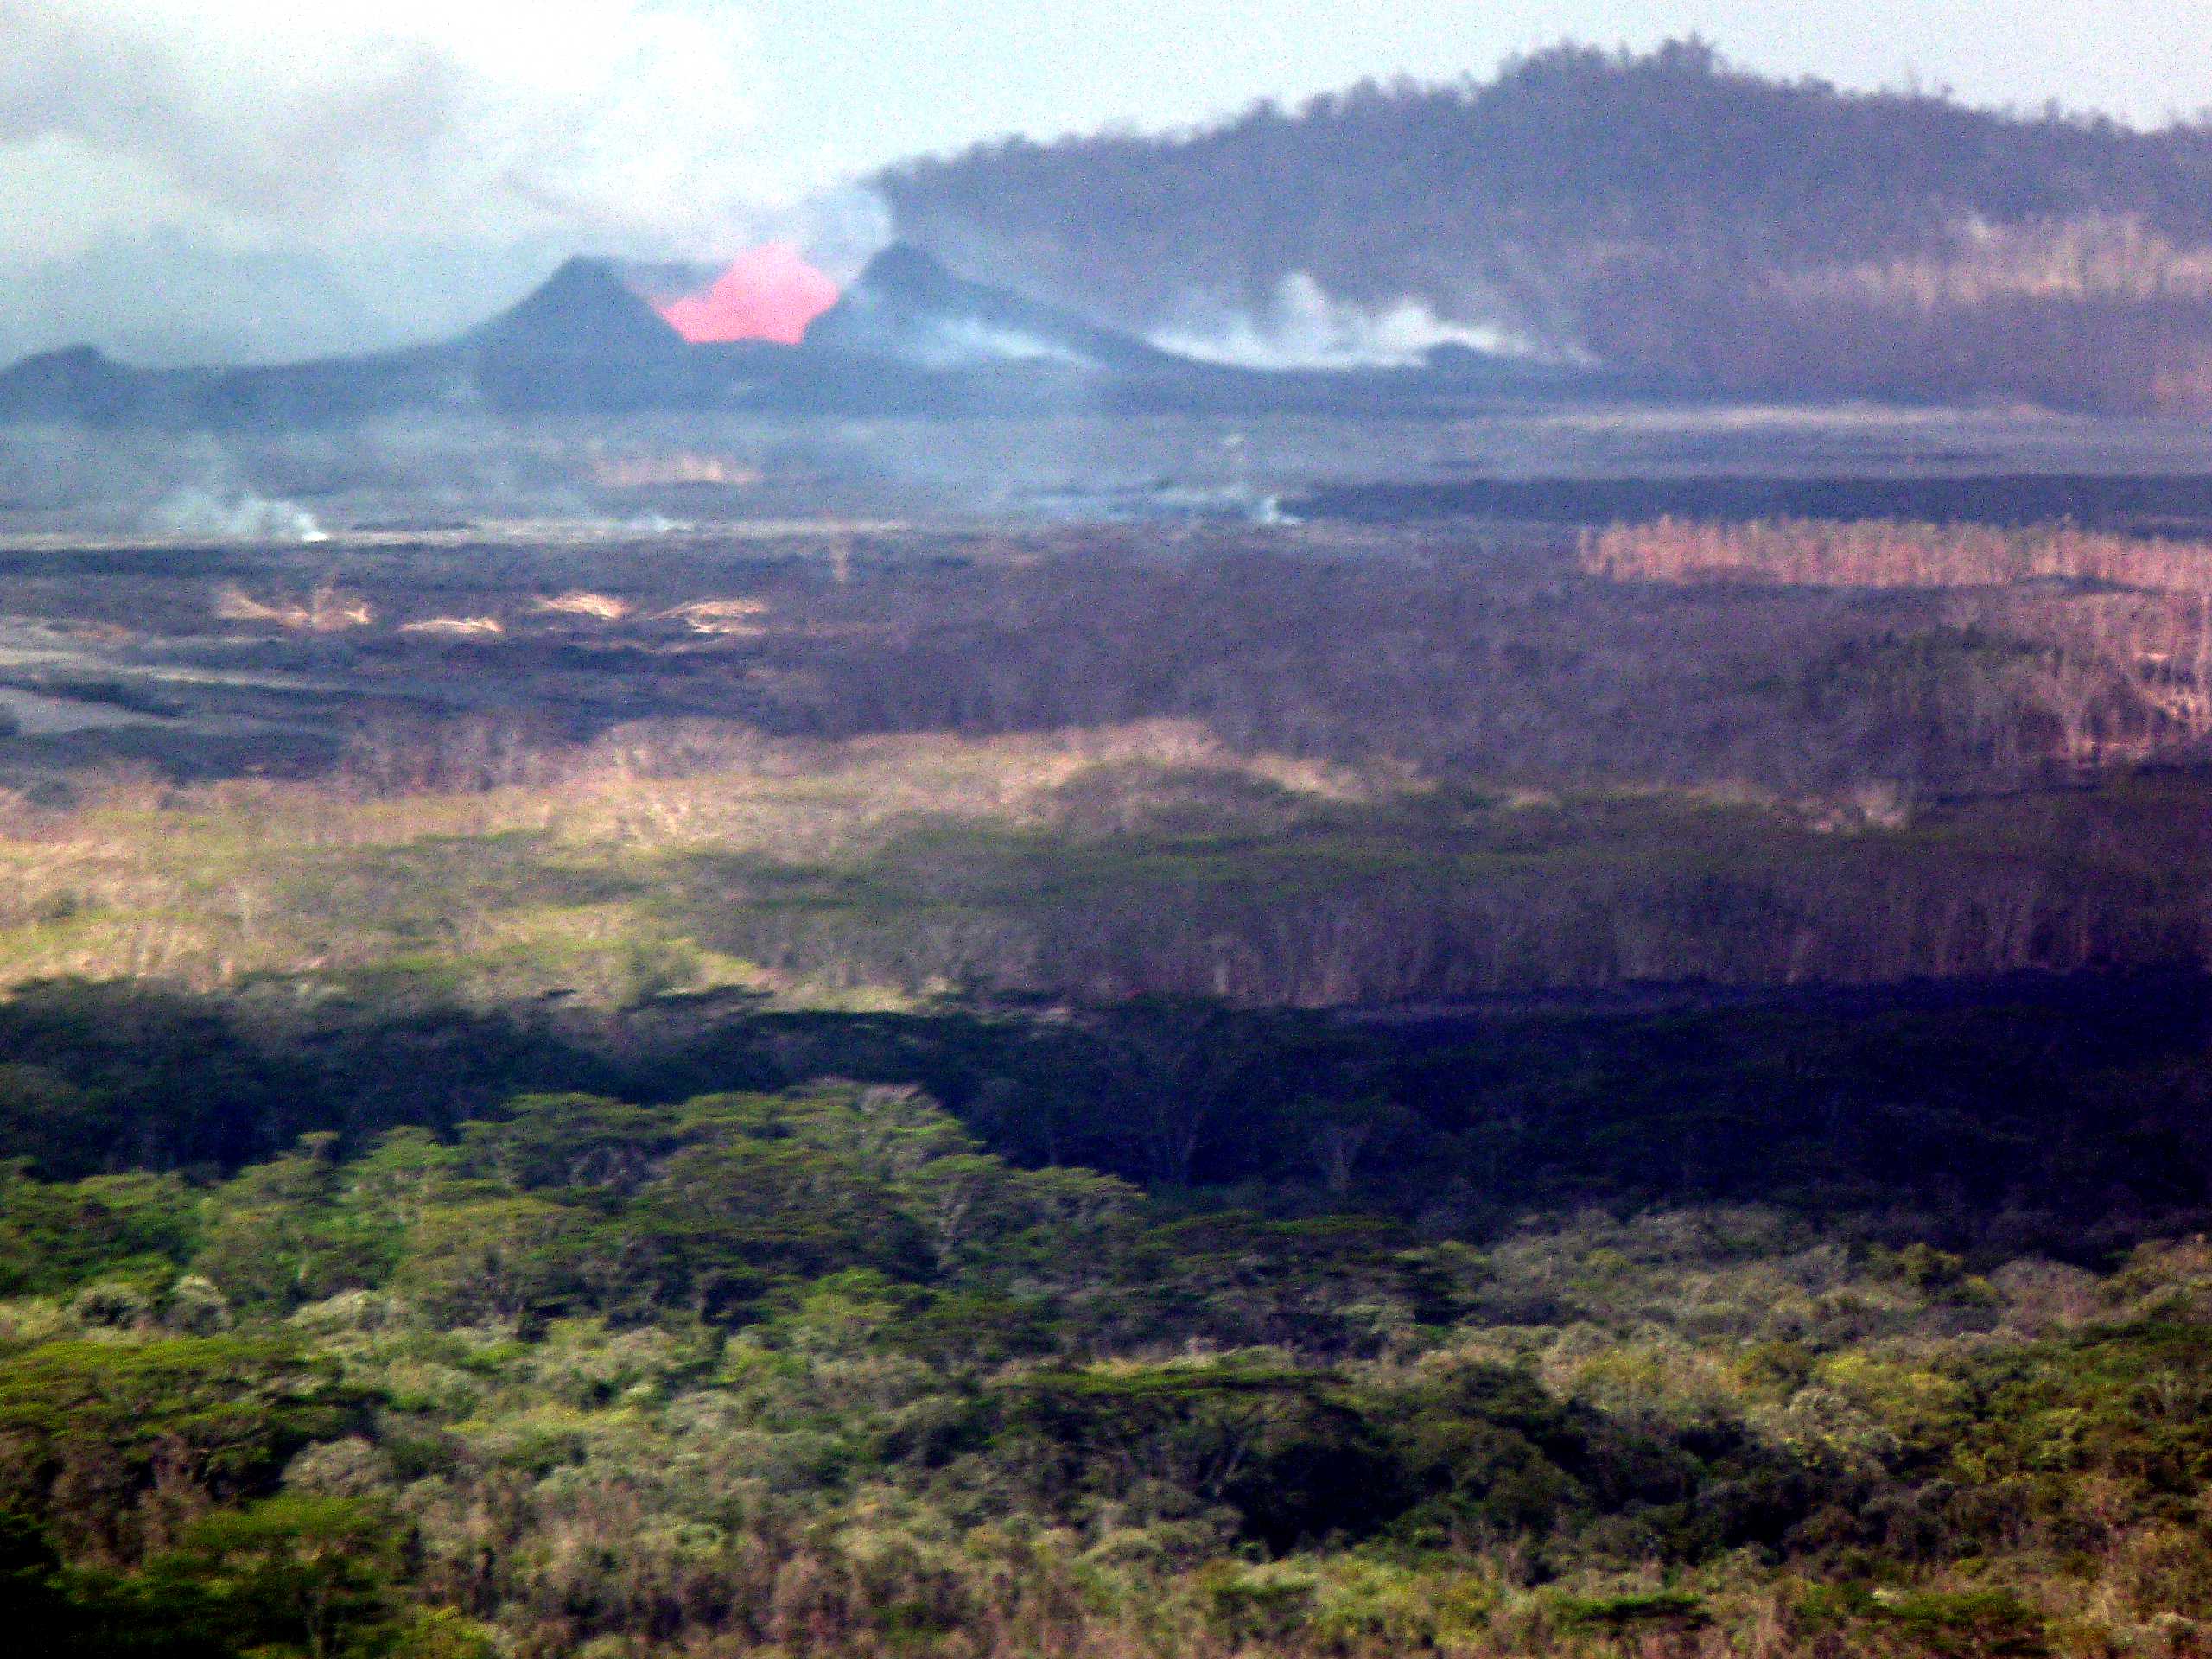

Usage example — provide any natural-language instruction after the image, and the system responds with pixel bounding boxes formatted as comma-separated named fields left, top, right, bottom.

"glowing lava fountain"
left=653, top=245, right=841, bottom=346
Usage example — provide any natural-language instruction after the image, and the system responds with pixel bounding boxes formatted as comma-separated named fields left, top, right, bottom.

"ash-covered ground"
left=3, top=398, right=2212, bottom=790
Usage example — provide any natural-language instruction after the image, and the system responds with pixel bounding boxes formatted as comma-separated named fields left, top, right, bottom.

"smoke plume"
left=1151, top=273, right=1560, bottom=370
left=0, top=1, right=886, bottom=363
left=150, top=487, right=329, bottom=543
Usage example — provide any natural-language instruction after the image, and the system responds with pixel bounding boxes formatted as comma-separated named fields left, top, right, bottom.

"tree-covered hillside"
left=884, top=41, right=2212, bottom=410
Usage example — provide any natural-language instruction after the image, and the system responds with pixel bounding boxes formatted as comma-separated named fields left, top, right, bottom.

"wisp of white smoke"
left=1153, top=273, right=1554, bottom=370
left=0, top=0, right=801, bottom=254
left=906, top=319, right=1089, bottom=371
left=150, top=487, right=328, bottom=543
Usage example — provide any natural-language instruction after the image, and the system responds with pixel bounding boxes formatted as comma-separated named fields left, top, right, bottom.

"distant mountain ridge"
left=880, top=41, right=2212, bottom=412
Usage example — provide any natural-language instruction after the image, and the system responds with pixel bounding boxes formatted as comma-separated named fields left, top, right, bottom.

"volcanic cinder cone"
left=469, top=257, right=690, bottom=365
left=462, top=257, right=693, bottom=411
left=805, top=245, right=1176, bottom=371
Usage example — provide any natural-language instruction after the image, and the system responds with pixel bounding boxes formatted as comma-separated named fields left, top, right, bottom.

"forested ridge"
left=883, top=41, right=2212, bottom=410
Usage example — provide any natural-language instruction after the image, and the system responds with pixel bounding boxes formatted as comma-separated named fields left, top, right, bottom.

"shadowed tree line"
left=0, top=972, right=2207, bottom=1256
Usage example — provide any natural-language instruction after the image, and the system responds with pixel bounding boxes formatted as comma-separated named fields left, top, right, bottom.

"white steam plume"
left=0, top=0, right=795, bottom=253
left=0, top=1, right=887, bottom=362
left=1152, top=272, right=1564, bottom=371
left=150, top=487, right=329, bottom=543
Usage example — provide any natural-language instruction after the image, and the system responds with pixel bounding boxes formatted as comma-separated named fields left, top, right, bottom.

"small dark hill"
left=467, top=257, right=688, bottom=365
left=806, top=244, right=1175, bottom=372
left=461, top=256, right=692, bottom=411
left=0, top=345, right=148, bottom=423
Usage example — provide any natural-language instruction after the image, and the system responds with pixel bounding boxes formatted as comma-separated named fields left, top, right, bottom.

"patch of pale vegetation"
left=0, top=720, right=1410, bottom=1004
left=1581, top=516, right=2212, bottom=591
left=397, top=615, right=505, bottom=638
left=659, top=596, right=770, bottom=635
left=212, top=582, right=374, bottom=632
left=532, top=591, right=634, bottom=621
left=1777, top=212, right=2212, bottom=308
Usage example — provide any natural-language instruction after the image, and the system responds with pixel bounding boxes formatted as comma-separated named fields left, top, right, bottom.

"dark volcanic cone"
left=805, top=244, right=1175, bottom=371
left=462, top=256, right=692, bottom=410
left=468, top=257, right=689, bottom=365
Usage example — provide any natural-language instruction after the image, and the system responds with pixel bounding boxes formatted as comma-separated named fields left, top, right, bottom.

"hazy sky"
left=1, top=0, right=2209, bottom=363
left=759, top=0, right=2212, bottom=171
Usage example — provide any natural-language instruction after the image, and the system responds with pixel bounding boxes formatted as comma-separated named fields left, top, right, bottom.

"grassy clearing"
left=0, top=724, right=1393, bottom=1006
left=0, top=722, right=2198, bottom=1007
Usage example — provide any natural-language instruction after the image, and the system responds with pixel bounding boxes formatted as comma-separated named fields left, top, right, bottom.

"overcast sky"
left=2, top=0, right=2209, bottom=363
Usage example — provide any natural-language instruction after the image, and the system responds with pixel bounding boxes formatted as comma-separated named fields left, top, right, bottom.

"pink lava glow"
left=653, top=245, right=840, bottom=346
